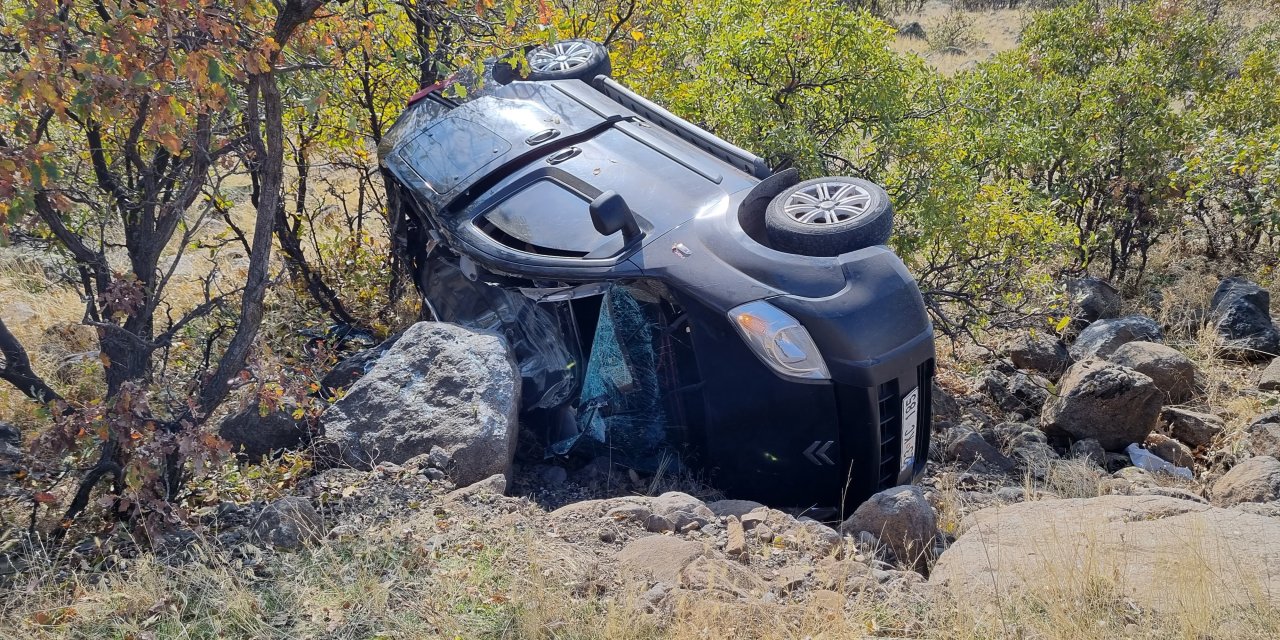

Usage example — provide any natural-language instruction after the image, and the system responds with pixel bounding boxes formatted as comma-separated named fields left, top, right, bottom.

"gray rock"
left=1261, top=358, right=1280, bottom=391
left=3, top=301, right=36, bottom=324
left=1042, top=359, right=1163, bottom=451
left=1143, top=433, right=1195, bottom=469
left=931, top=495, right=1280, bottom=614
left=1106, top=341, right=1198, bottom=403
left=1209, top=277, right=1280, bottom=361
left=1066, top=277, right=1122, bottom=325
left=1212, top=456, right=1280, bottom=506
left=444, top=473, right=508, bottom=501
left=839, top=485, right=937, bottom=572
left=651, top=492, right=715, bottom=530
left=1069, top=315, right=1163, bottom=361
left=1006, top=332, right=1072, bottom=379
left=898, top=21, right=926, bottom=39
left=218, top=405, right=309, bottom=460
left=320, top=322, right=520, bottom=488
left=707, top=499, right=766, bottom=519
left=616, top=535, right=706, bottom=584
left=0, top=421, right=19, bottom=447
left=975, top=368, right=1052, bottom=415
left=945, top=428, right=1016, bottom=472
left=1160, top=407, right=1224, bottom=449
left=1245, top=411, right=1280, bottom=459
left=1068, top=438, right=1107, bottom=468
left=252, top=497, right=322, bottom=549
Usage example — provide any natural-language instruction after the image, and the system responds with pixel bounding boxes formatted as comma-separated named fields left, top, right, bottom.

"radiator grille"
left=876, top=380, right=901, bottom=489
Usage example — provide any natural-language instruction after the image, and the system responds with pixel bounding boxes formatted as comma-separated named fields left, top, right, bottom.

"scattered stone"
left=1209, top=277, right=1280, bottom=360
left=606, top=503, right=652, bottom=522
left=643, top=513, right=676, bottom=533
left=252, top=497, right=323, bottom=550
left=2, top=301, right=36, bottom=324
left=815, top=557, right=877, bottom=594
left=945, top=428, right=1016, bottom=472
left=680, top=555, right=768, bottom=597
left=539, top=465, right=568, bottom=488
left=839, top=485, right=937, bottom=573
left=444, top=473, right=508, bottom=502
left=1106, top=341, right=1198, bottom=403
left=808, top=588, right=846, bottom=612
left=975, top=368, right=1052, bottom=415
left=0, top=422, right=19, bottom=447
left=649, top=492, right=714, bottom=531
left=218, top=405, right=310, bottom=461
left=320, top=322, right=520, bottom=488
left=1143, top=433, right=1195, bottom=469
left=327, top=524, right=360, bottom=540
left=1068, top=438, right=1107, bottom=468
left=739, top=509, right=767, bottom=531
left=1161, top=407, right=1224, bottom=449
left=1212, top=456, right=1280, bottom=506
left=706, top=499, right=766, bottom=519
left=725, top=516, right=747, bottom=557
left=1006, top=331, right=1072, bottom=379
left=616, top=535, right=705, bottom=584
left=1262, top=358, right=1280, bottom=391
left=930, top=495, right=1280, bottom=613
left=1066, top=276, right=1122, bottom=326
left=1068, top=315, right=1163, bottom=361
left=773, top=564, right=812, bottom=594
left=1245, top=411, right=1280, bottom=459
left=784, top=520, right=843, bottom=557
left=932, top=383, right=963, bottom=424
left=1042, top=359, right=1163, bottom=451
left=755, top=524, right=775, bottom=543
left=898, top=21, right=926, bottom=39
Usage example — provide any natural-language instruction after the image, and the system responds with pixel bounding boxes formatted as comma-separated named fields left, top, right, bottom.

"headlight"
left=728, top=300, right=830, bottom=381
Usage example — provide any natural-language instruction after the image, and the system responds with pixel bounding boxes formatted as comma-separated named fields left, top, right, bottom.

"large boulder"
left=1005, top=332, right=1072, bottom=379
left=1106, top=341, right=1198, bottom=403
left=1066, top=276, right=1122, bottom=326
left=320, top=322, right=520, bottom=489
left=1209, top=277, right=1280, bottom=361
left=218, top=405, right=310, bottom=460
left=1041, top=359, right=1163, bottom=450
left=1212, top=456, right=1280, bottom=506
left=1068, top=315, right=1163, bottom=361
left=839, top=485, right=937, bottom=572
left=930, top=495, right=1280, bottom=613
left=1160, top=407, right=1224, bottom=450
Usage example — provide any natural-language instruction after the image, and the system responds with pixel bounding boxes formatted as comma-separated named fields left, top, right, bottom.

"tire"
left=524, top=39, right=611, bottom=81
left=764, top=177, right=893, bottom=257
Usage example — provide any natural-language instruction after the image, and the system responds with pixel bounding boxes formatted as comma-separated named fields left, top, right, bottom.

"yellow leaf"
left=631, top=31, right=645, bottom=41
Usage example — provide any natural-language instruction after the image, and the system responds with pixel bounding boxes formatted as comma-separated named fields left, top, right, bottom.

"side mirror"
left=589, top=191, right=641, bottom=243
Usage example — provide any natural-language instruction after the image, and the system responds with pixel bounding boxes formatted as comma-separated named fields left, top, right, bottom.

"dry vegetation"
left=5, top=0, right=1280, bottom=637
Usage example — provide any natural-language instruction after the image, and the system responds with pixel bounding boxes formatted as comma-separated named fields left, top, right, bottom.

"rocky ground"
left=5, top=275, right=1280, bottom=638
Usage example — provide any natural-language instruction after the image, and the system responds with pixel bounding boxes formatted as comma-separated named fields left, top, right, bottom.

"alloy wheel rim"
left=528, top=41, right=594, bottom=73
left=783, top=181, right=872, bottom=225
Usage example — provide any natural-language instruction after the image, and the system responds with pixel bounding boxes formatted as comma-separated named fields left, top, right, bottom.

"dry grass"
left=4, top=501, right=1279, bottom=639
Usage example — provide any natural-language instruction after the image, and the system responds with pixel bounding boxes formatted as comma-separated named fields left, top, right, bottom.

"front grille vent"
left=876, top=380, right=901, bottom=489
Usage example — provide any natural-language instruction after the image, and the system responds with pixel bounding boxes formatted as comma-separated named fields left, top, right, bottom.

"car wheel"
left=764, top=177, right=893, bottom=257
left=525, top=39, right=611, bottom=81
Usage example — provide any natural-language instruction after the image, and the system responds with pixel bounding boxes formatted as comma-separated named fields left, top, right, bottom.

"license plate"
left=900, top=387, right=919, bottom=472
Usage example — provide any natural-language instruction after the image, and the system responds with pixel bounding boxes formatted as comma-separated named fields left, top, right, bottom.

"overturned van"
left=379, top=39, right=936, bottom=512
